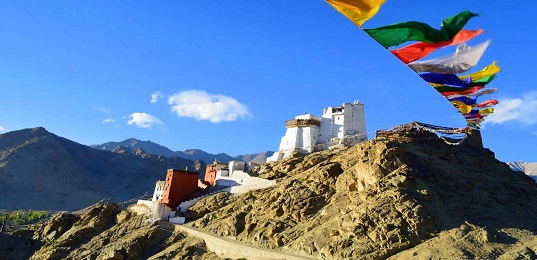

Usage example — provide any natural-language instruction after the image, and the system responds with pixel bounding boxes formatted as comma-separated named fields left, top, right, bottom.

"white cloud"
left=0, top=125, right=5, bottom=132
left=486, top=92, right=537, bottom=125
left=151, top=91, right=163, bottom=103
left=102, top=118, right=115, bottom=124
left=127, top=112, right=163, bottom=128
left=168, top=90, right=250, bottom=123
left=94, top=105, right=112, bottom=113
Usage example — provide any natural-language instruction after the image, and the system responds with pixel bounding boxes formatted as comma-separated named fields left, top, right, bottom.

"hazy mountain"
left=507, top=161, right=537, bottom=180
left=92, top=138, right=176, bottom=157
left=527, top=163, right=537, bottom=176
left=0, top=127, right=204, bottom=211
left=178, top=149, right=235, bottom=165
left=92, top=139, right=236, bottom=164
left=234, top=151, right=275, bottom=164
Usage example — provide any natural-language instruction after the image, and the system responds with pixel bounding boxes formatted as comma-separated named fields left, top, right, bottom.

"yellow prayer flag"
left=459, top=61, right=501, bottom=81
left=326, top=0, right=386, bottom=28
left=451, top=101, right=472, bottom=114
left=479, top=108, right=494, bottom=115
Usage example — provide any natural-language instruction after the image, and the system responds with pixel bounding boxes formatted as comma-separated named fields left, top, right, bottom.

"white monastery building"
left=152, top=181, right=165, bottom=201
left=267, top=101, right=367, bottom=162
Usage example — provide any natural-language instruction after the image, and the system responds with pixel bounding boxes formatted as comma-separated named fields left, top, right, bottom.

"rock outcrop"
left=0, top=202, right=220, bottom=260
left=189, top=128, right=537, bottom=259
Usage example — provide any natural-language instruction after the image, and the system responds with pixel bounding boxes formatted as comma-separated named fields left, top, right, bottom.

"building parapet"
left=285, top=118, right=321, bottom=128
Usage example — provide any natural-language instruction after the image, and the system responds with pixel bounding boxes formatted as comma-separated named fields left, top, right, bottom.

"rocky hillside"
left=0, top=127, right=204, bottom=211
left=2, top=127, right=537, bottom=259
left=0, top=202, right=220, bottom=260
left=187, top=128, right=537, bottom=259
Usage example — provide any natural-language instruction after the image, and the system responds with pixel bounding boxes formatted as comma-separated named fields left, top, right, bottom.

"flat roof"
left=167, top=169, right=200, bottom=175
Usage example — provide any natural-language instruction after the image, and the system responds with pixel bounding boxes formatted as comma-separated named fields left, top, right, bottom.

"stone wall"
left=160, top=223, right=314, bottom=260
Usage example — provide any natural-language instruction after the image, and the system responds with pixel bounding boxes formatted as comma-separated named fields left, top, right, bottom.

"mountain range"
left=508, top=161, right=537, bottom=180
left=92, top=138, right=274, bottom=164
left=0, top=127, right=204, bottom=210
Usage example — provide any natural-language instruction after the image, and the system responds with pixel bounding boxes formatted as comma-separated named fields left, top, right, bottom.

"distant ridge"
left=92, top=138, right=176, bottom=157
left=93, top=138, right=272, bottom=164
left=234, top=151, right=275, bottom=164
left=508, top=161, right=537, bottom=181
left=0, top=127, right=204, bottom=210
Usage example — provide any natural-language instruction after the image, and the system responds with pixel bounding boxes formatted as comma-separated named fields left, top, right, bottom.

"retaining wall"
left=159, top=223, right=314, bottom=260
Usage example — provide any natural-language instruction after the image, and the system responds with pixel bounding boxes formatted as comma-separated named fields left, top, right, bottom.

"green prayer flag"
left=469, top=74, right=496, bottom=87
left=364, top=11, right=478, bottom=48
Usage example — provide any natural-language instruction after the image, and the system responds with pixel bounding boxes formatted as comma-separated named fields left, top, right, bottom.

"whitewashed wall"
left=268, top=101, right=367, bottom=163
left=152, top=181, right=165, bottom=201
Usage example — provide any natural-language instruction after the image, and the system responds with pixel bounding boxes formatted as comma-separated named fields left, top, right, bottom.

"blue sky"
left=0, top=1, right=535, bottom=162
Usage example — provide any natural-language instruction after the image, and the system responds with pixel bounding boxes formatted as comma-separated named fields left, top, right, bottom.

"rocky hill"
left=2, top=126, right=537, bottom=259
left=0, top=127, right=204, bottom=211
left=0, top=203, right=220, bottom=260
left=187, top=128, right=537, bottom=259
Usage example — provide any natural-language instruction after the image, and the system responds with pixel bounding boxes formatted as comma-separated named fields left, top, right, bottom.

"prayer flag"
left=421, top=73, right=467, bottom=87
left=440, top=86, right=484, bottom=97
left=392, top=29, right=483, bottom=64
left=474, top=99, right=498, bottom=107
left=445, top=88, right=497, bottom=99
left=408, top=40, right=491, bottom=74
left=459, top=61, right=500, bottom=81
left=326, top=0, right=386, bottom=28
left=448, top=96, right=477, bottom=105
left=364, top=11, right=478, bottom=48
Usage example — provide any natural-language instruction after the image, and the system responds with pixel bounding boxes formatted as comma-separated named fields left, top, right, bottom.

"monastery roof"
left=285, top=118, right=321, bottom=128
left=166, top=169, right=200, bottom=175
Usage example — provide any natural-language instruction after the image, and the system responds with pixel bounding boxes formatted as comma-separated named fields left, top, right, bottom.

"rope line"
left=375, top=121, right=472, bottom=145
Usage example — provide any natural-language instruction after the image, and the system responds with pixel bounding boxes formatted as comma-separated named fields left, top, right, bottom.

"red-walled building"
left=204, top=160, right=228, bottom=186
left=160, top=169, right=200, bottom=209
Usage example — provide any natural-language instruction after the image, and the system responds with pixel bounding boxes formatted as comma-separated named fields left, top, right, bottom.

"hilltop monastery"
left=267, top=101, right=367, bottom=162
left=136, top=100, right=366, bottom=224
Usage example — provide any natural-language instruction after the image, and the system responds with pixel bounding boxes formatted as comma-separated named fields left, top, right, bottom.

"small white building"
left=267, top=101, right=367, bottom=162
left=215, top=160, right=262, bottom=187
left=152, top=181, right=165, bottom=201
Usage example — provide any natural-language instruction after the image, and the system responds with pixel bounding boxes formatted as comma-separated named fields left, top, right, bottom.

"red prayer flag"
left=440, top=86, right=484, bottom=97
left=392, top=29, right=484, bottom=64
left=474, top=99, right=498, bottom=107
